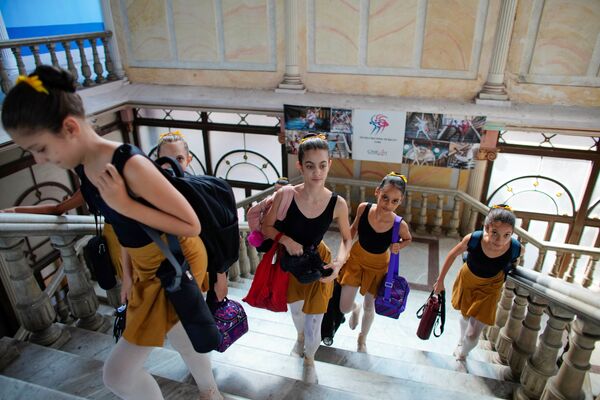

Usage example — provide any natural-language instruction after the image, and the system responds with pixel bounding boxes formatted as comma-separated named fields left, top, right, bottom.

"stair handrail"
left=326, top=176, right=600, bottom=259
left=508, top=267, right=600, bottom=323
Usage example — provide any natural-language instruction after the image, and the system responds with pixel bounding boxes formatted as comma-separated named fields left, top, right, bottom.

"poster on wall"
left=403, top=113, right=485, bottom=169
left=283, top=105, right=353, bottom=159
left=351, top=110, right=406, bottom=163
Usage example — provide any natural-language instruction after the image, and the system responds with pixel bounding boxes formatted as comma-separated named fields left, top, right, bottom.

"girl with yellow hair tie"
left=433, top=204, right=523, bottom=361
left=337, top=172, right=412, bottom=352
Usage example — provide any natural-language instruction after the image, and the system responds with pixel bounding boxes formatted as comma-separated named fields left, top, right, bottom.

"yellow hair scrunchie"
left=16, top=75, right=49, bottom=95
left=386, top=171, right=408, bottom=183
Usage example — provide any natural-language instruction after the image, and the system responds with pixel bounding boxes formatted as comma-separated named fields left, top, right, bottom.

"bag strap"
left=276, top=186, right=294, bottom=221
left=93, top=212, right=101, bottom=237
left=382, top=216, right=402, bottom=301
left=468, top=230, right=482, bottom=251
left=433, top=290, right=446, bottom=337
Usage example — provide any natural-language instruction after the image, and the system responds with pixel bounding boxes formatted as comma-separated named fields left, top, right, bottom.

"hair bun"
left=32, top=65, right=77, bottom=93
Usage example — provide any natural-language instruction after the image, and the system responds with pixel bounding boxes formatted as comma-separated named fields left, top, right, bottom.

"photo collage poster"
left=284, top=105, right=353, bottom=159
left=403, top=113, right=486, bottom=169
left=283, top=105, right=486, bottom=169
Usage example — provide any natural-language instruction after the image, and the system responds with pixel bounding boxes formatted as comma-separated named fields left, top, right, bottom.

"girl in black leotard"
left=2, top=66, right=223, bottom=400
left=262, top=134, right=352, bottom=384
left=338, top=173, right=412, bottom=352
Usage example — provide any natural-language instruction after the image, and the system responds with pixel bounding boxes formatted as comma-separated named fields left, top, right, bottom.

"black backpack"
left=112, top=144, right=239, bottom=274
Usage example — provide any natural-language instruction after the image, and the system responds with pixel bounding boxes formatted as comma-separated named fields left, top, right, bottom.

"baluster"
left=100, top=36, right=118, bottom=80
left=247, top=237, right=260, bottom=275
left=359, top=186, right=366, bottom=204
left=0, top=54, right=10, bottom=94
left=496, top=286, right=529, bottom=364
left=54, top=291, right=72, bottom=323
left=516, top=305, right=574, bottom=400
left=446, top=196, right=461, bottom=238
left=404, top=191, right=413, bottom=225
left=46, top=42, right=60, bottom=67
left=238, top=232, right=251, bottom=278
left=50, top=235, right=108, bottom=331
left=29, top=44, right=42, bottom=67
left=582, top=256, right=598, bottom=288
left=508, top=295, right=549, bottom=380
left=344, top=184, right=351, bottom=214
left=519, top=239, right=528, bottom=266
left=90, top=38, right=105, bottom=83
left=541, top=318, right=600, bottom=400
left=0, top=237, right=69, bottom=346
left=11, top=47, right=27, bottom=75
left=549, top=253, right=563, bottom=278
left=431, top=194, right=444, bottom=235
left=533, top=249, right=547, bottom=272
left=563, top=253, right=580, bottom=283
left=229, top=260, right=240, bottom=282
left=330, top=184, right=337, bottom=195
left=0, top=337, right=20, bottom=370
left=467, top=208, right=478, bottom=232
left=76, top=39, right=93, bottom=86
left=61, top=41, right=79, bottom=84
left=487, top=280, right=516, bottom=347
left=416, top=193, right=428, bottom=234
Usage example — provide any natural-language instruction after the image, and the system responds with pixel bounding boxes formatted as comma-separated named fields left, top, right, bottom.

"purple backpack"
left=212, top=298, right=248, bottom=352
left=375, top=216, right=410, bottom=319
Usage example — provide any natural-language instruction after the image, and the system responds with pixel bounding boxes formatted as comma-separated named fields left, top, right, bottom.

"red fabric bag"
left=416, top=290, right=445, bottom=340
left=243, top=233, right=289, bottom=312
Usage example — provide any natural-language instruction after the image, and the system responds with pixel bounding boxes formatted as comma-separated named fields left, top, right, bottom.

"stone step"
left=59, top=327, right=370, bottom=400
left=0, top=337, right=247, bottom=400
left=60, top=325, right=504, bottom=400
left=224, top=285, right=503, bottom=369
left=0, top=374, right=87, bottom=400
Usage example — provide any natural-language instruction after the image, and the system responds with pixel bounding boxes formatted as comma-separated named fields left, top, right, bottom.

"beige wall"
left=110, top=0, right=600, bottom=106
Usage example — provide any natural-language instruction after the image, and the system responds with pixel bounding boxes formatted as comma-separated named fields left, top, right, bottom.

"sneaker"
left=349, top=303, right=361, bottom=330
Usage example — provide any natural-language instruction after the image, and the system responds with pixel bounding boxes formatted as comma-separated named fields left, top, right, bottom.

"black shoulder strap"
left=468, top=230, right=483, bottom=251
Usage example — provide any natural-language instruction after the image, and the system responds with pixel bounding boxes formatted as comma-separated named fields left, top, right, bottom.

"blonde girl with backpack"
left=2, top=65, right=223, bottom=400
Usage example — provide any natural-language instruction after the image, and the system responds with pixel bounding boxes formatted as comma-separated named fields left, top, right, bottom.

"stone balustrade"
left=0, top=31, right=119, bottom=93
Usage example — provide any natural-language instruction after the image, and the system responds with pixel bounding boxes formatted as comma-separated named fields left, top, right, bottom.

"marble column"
left=496, top=286, right=528, bottom=364
left=0, top=237, right=69, bottom=347
left=488, top=280, right=516, bottom=347
left=239, top=233, right=251, bottom=278
left=541, top=318, right=600, bottom=400
left=476, top=0, right=518, bottom=103
left=462, top=158, right=488, bottom=234
left=276, top=0, right=306, bottom=93
left=508, top=295, right=548, bottom=380
left=100, top=0, right=125, bottom=79
left=516, top=305, right=574, bottom=400
left=50, top=235, right=108, bottom=331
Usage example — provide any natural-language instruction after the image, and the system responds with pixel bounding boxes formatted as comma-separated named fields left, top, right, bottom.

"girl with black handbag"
left=261, top=134, right=352, bottom=384
left=2, top=65, right=223, bottom=400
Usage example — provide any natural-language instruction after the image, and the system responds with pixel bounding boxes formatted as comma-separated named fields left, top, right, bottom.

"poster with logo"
left=352, top=110, right=406, bottom=163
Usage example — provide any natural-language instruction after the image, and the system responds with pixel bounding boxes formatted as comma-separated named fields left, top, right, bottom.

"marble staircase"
left=0, top=281, right=528, bottom=400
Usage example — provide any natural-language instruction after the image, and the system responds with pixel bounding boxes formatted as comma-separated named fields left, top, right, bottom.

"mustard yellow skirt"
left=338, top=241, right=390, bottom=296
left=451, top=263, right=504, bottom=326
left=287, top=241, right=333, bottom=314
left=123, top=235, right=208, bottom=347
left=102, top=223, right=123, bottom=279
